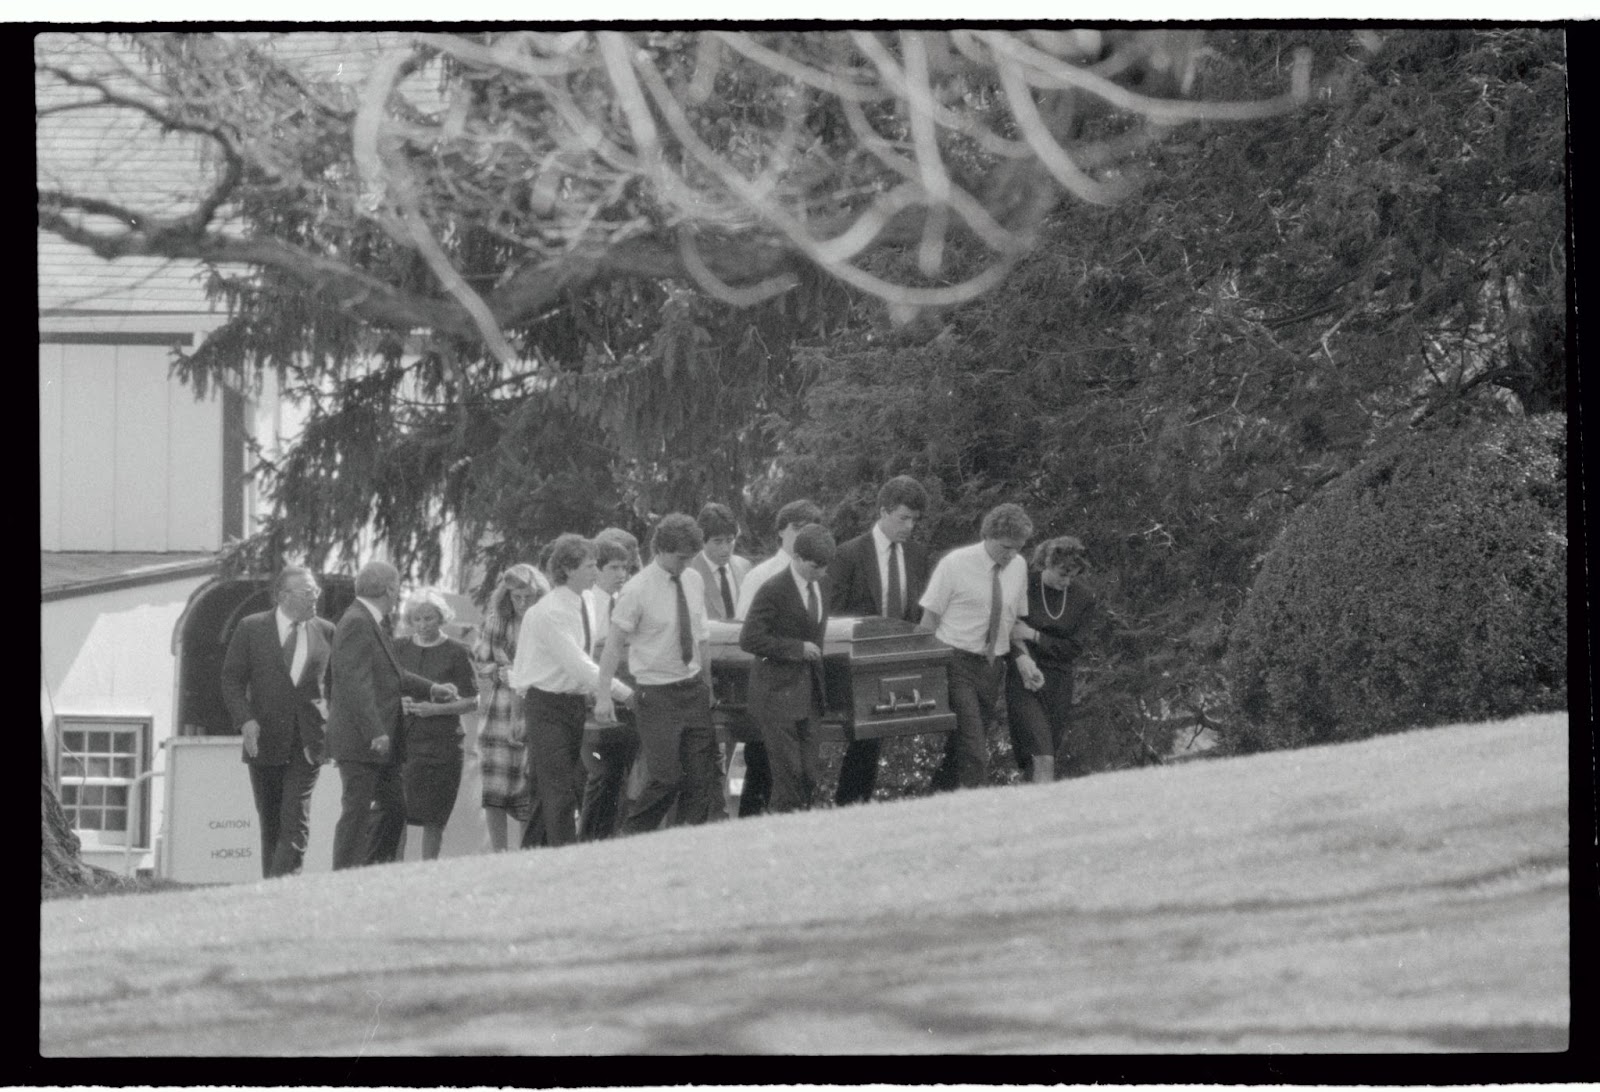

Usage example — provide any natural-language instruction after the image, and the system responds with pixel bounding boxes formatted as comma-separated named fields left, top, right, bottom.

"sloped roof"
left=41, top=550, right=218, bottom=601
left=37, top=31, right=420, bottom=319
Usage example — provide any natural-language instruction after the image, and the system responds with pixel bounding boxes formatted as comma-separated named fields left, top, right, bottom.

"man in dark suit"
left=739, top=524, right=836, bottom=813
left=220, top=565, right=335, bottom=878
left=825, top=475, right=931, bottom=805
left=325, top=559, right=456, bottom=870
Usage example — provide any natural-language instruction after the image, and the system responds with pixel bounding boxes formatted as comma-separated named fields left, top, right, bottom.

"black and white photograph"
left=36, top=13, right=1580, bottom=1068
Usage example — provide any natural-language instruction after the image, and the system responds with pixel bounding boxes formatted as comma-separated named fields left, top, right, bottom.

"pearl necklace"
left=1041, top=579, right=1068, bottom=621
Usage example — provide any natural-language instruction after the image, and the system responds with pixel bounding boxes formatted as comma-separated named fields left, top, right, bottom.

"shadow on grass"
left=47, top=844, right=1567, bottom=1056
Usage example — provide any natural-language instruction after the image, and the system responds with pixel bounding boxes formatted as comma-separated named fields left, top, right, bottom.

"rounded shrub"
left=1224, top=413, right=1566, bottom=753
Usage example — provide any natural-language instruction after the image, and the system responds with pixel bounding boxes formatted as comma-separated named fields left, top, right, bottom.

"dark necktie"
left=579, top=598, right=592, bottom=656
left=985, top=562, right=1003, bottom=664
left=718, top=564, right=735, bottom=618
left=807, top=579, right=821, bottom=628
left=282, top=620, right=300, bottom=677
left=671, top=572, right=695, bottom=665
left=885, top=542, right=903, bottom=619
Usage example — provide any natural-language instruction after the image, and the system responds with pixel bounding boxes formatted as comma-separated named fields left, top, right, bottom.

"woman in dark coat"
left=395, top=588, right=479, bottom=860
left=1006, top=536, right=1100, bottom=781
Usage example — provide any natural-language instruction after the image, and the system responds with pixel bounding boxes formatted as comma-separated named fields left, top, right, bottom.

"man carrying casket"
left=738, top=524, right=836, bottom=813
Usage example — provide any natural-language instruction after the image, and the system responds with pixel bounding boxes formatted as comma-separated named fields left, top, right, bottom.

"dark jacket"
left=826, top=530, right=929, bottom=623
left=324, top=600, right=437, bottom=764
left=1017, top=573, right=1098, bottom=672
left=220, top=610, right=335, bottom=766
left=740, top=567, right=829, bottom=724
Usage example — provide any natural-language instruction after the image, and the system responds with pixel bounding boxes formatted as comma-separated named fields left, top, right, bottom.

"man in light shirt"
left=578, top=530, right=642, bottom=840
left=919, top=503, right=1040, bottom=791
left=595, top=514, right=720, bottom=833
left=730, top=497, right=822, bottom=816
left=687, top=502, right=753, bottom=622
left=219, top=565, right=335, bottom=877
left=734, top=498, right=825, bottom=620
left=512, top=534, right=634, bottom=847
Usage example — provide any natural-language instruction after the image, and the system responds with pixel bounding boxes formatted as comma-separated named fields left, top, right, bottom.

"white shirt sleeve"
left=919, top=554, right=953, bottom=616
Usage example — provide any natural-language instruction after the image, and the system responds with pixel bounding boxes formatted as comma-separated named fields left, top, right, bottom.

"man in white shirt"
left=734, top=498, right=825, bottom=619
left=578, top=530, right=642, bottom=840
left=687, top=502, right=753, bottom=622
left=595, top=514, right=720, bottom=833
left=729, top=497, right=822, bottom=816
left=825, top=475, right=931, bottom=805
left=513, top=534, right=634, bottom=847
left=219, top=565, right=336, bottom=877
left=919, top=503, right=1038, bottom=791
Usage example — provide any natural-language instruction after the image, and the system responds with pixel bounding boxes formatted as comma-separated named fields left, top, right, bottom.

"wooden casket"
left=708, top=616, right=957, bottom=745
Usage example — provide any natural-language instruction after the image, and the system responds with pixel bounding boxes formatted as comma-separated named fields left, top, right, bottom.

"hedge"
left=1224, top=413, right=1567, bottom=753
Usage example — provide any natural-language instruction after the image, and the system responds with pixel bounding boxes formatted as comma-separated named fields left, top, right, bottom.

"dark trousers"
left=933, top=651, right=1005, bottom=790
left=247, top=753, right=320, bottom=878
left=524, top=688, right=589, bottom=847
left=834, top=737, right=882, bottom=805
left=623, top=679, right=719, bottom=834
left=737, top=740, right=771, bottom=816
left=332, top=758, right=405, bottom=870
left=579, top=719, right=638, bottom=841
left=1005, top=661, right=1076, bottom=779
left=762, top=713, right=824, bottom=813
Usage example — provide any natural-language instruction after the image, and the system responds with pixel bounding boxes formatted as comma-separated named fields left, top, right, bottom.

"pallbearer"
left=739, top=524, right=836, bottom=813
left=595, top=514, right=721, bottom=833
left=825, top=475, right=931, bottom=805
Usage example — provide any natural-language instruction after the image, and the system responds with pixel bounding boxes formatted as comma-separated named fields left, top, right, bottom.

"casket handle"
left=872, top=688, right=939, bottom=715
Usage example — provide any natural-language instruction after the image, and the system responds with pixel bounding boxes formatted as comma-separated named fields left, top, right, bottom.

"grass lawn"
left=39, top=712, right=1568, bottom=1057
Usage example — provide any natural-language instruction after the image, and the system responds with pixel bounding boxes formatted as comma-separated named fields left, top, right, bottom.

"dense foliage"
left=766, top=28, right=1566, bottom=773
left=39, top=29, right=1308, bottom=583
left=1224, top=413, right=1567, bottom=751
left=37, top=29, right=1568, bottom=783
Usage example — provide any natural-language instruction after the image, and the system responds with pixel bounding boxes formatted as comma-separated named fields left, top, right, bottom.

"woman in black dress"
left=1006, top=536, right=1099, bottom=781
left=395, top=589, right=479, bottom=860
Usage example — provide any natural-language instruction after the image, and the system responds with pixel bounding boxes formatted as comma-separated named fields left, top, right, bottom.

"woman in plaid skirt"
left=473, top=563, right=550, bottom=850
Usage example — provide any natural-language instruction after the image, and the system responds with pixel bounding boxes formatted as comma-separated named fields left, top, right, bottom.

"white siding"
left=165, top=367, right=223, bottom=551
left=55, top=345, right=118, bottom=551
left=40, top=345, right=224, bottom=552
left=112, top=347, right=173, bottom=550
left=39, top=345, right=64, bottom=551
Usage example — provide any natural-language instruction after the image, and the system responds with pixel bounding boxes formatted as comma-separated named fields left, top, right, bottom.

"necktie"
left=807, top=580, right=821, bottom=628
left=885, top=542, right=903, bottom=619
left=282, top=620, right=300, bottom=677
left=718, top=565, right=735, bottom=618
left=579, top=598, right=592, bottom=656
left=671, top=572, right=695, bottom=665
left=984, top=562, right=1003, bottom=664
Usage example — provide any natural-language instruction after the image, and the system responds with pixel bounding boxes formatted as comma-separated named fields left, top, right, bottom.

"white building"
left=38, top=33, right=485, bottom=878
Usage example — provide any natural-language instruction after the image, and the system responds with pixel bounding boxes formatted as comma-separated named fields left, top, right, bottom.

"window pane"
left=114, top=733, right=138, bottom=754
left=104, top=808, right=127, bottom=832
left=82, top=785, right=104, bottom=806
left=87, top=757, right=111, bottom=778
left=63, top=731, right=85, bottom=752
left=89, top=732, right=111, bottom=754
left=114, top=757, right=136, bottom=779
left=60, top=785, right=78, bottom=805
left=107, top=785, right=128, bottom=806
left=80, top=809, right=102, bottom=831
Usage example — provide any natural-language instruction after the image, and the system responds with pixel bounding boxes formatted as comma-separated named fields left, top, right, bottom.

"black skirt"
left=402, top=719, right=465, bottom=827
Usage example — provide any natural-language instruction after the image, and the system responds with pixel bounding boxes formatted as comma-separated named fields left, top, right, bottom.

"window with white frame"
left=55, top=717, right=152, bottom=848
